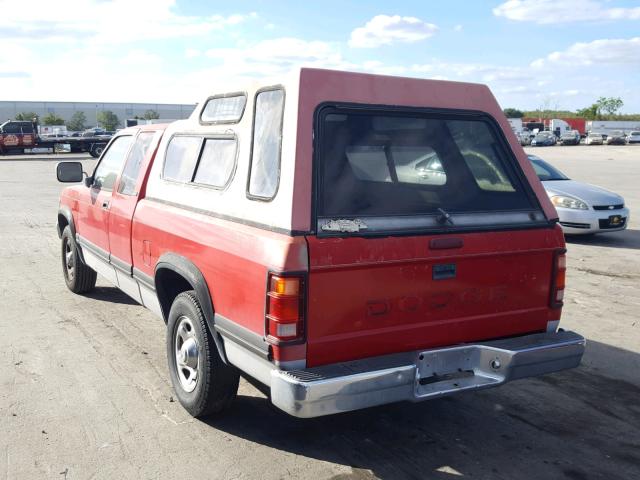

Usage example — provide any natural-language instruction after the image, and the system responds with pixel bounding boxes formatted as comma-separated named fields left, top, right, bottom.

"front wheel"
left=61, top=226, right=97, bottom=293
left=167, top=291, right=239, bottom=417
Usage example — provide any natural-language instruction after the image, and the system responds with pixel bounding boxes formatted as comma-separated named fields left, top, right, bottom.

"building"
left=0, top=101, right=196, bottom=129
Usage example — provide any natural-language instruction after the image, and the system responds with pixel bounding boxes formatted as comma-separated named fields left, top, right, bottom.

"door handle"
left=102, top=200, right=110, bottom=210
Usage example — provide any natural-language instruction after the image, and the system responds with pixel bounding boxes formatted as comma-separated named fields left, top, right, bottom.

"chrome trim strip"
left=76, top=234, right=109, bottom=262
left=139, top=282, right=163, bottom=319
left=224, top=338, right=274, bottom=387
left=132, top=267, right=155, bottom=291
left=214, top=313, right=270, bottom=360
left=82, top=248, right=118, bottom=286
left=110, top=254, right=132, bottom=275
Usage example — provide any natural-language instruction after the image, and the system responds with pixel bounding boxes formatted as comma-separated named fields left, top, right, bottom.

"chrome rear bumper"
left=270, top=331, right=585, bottom=418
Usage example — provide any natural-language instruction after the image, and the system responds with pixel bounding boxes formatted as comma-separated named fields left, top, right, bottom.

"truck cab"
left=0, top=120, right=36, bottom=153
left=56, top=68, right=584, bottom=419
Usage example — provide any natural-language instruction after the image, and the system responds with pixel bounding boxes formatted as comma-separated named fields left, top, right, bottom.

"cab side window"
left=93, top=136, right=134, bottom=191
left=163, top=136, right=202, bottom=183
left=118, top=132, right=155, bottom=195
left=193, top=137, right=237, bottom=188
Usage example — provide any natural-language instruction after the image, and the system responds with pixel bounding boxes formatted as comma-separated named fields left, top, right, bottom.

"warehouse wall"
left=0, top=101, right=195, bottom=128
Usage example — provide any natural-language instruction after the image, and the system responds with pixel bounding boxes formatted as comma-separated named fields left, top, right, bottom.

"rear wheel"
left=167, top=291, right=239, bottom=417
left=61, top=226, right=97, bottom=293
left=89, top=144, right=104, bottom=158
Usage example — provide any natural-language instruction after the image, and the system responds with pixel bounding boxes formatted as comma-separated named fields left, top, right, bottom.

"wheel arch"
left=154, top=253, right=228, bottom=364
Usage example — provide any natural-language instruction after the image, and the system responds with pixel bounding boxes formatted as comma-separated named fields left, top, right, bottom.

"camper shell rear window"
left=314, top=104, right=547, bottom=236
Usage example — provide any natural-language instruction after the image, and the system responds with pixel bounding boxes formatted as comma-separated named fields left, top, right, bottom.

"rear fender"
left=155, top=253, right=228, bottom=364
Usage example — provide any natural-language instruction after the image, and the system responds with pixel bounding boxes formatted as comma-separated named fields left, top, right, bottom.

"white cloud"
left=121, top=49, right=162, bottom=66
left=185, top=49, right=202, bottom=59
left=349, top=15, right=438, bottom=48
left=493, top=0, right=640, bottom=24
left=454, top=24, right=463, bottom=32
left=204, top=37, right=350, bottom=79
left=531, top=37, right=640, bottom=67
left=410, top=62, right=529, bottom=85
left=0, top=0, right=255, bottom=44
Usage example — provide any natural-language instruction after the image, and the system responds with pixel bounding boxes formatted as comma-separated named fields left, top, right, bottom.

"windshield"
left=527, top=155, right=569, bottom=181
left=316, top=107, right=541, bottom=232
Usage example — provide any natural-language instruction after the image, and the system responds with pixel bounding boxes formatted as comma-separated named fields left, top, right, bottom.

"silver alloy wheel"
left=174, top=316, right=199, bottom=393
left=64, top=240, right=74, bottom=280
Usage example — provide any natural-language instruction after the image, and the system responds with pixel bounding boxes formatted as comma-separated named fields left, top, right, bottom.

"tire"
left=61, top=225, right=97, bottom=293
left=89, top=144, right=104, bottom=158
left=167, top=291, right=239, bottom=417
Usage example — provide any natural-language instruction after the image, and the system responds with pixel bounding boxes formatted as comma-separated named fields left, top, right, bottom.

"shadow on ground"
left=84, top=286, right=138, bottom=305
left=566, top=229, right=640, bottom=250
left=205, top=341, right=640, bottom=480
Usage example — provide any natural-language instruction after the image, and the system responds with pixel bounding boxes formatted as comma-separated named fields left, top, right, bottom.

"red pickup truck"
left=56, top=68, right=585, bottom=418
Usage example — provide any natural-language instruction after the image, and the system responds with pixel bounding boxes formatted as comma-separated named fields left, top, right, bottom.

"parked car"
left=518, top=130, right=532, bottom=146
left=605, top=130, right=626, bottom=145
left=531, top=131, right=556, bottom=146
left=560, top=130, right=581, bottom=145
left=628, top=131, right=640, bottom=144
left=528, top=154, right=629, bottom=235
left=55, top=68, right=584, bottom=419
left=585, top=132, right=604, bottom=145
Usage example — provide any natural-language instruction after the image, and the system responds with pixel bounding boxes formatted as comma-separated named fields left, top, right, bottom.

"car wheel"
left=167, top=291, right=239, bottom=417
left=90, top=144, right=104, bottom=158
left=61, top=226, right=97, bottom=293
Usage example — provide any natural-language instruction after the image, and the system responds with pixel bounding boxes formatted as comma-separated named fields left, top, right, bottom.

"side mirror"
left=56, top=162, right=85, bottom=183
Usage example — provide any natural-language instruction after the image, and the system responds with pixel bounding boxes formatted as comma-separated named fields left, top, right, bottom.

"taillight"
left=550, top=250, right=566, bottom=308
left=266, top=273, right=305, bottom=344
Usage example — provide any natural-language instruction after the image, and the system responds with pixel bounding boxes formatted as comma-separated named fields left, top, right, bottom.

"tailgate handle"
left=430, top=238, right=463, bottom=250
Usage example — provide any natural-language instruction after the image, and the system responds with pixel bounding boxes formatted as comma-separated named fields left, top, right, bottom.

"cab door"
left=108, top=130, right=160, bottom=270
left=75, top=134, right=134, bottom=281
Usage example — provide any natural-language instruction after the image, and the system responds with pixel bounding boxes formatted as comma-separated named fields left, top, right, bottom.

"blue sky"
left=2, top=0, right=640, bottom=111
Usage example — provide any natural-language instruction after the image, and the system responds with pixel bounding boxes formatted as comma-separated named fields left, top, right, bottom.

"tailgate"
left=305, top=228, right=563, bottom=367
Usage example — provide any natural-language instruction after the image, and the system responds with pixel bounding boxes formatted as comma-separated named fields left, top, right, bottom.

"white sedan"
left=585, top=132, right=604, bottom=145
left=528, top=155, right=630, bottom=235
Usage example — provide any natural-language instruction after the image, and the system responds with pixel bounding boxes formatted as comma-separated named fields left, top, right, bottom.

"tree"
left=596, top=97, right=623, bottom=116
left=503, top=108, right=524, bottom=118
left=576, top=104, right=599, bottom=120
left=143, top=109, right=160, bottom=120
left=97, top=110, right=120, bottom=130
left=66, top=112, right=87, bottom=131
left=42, top=113, right=65, bottom=125
left=15, top=112, right=39, bottom=122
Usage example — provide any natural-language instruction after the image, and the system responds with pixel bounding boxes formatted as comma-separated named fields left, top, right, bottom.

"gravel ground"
left=1, top=145, right=639, bottom=480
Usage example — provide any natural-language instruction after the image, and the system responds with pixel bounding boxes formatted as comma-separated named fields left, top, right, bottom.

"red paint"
left=75, top=187, right=112, bottom=252
left=303, top=227, right=564, bottom=367
left=131, top=199, right=308, bottom=334
left=108, top=130, right=162, bottom=266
